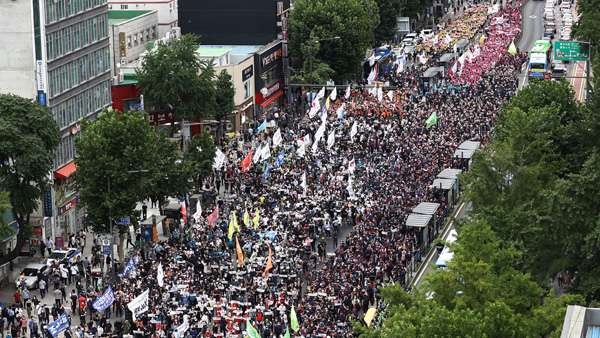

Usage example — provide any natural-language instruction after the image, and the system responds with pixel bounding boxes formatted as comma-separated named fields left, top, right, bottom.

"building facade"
left=0, top=0, right=112, bottom=243
left=108, top=0, right=178, bottom=38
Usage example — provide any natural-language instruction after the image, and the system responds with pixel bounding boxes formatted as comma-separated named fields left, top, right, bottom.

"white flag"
left=369, top=53, right=375, bottom=66
left=433, top=35, right=439, bottom=45
left=309, top=99, right=320, bottom=118
left=272, top=128, right=282, bottom=147
left=321, top=107, right=328, bottom=124
left=453, top=43, right=457, bottom=54
left=213, top=148, right=226, bottom=170
left=311, top=137, right=319, bottom=154
left=345, top=86, right=351, bottom=99
left=348, top=158, right=356, bottom=173
left=175, top=318, right=189, bottom=338
left=157, top=263, right=165, bottom=287
left=336, top=103, right=345, bottom=120
left=315, top=121, right=326, bottom=142
left=445, top=35, right=452, bottom=45
left=327, top=131, right=335, bottom=149
left=297, top=142, right=306, bottom=157
left=315, top=87, right=325, bottom=102
left=253, top=146, right=263, bottom=163
left=330, top=87, right=337, bottom=101
left=260, top=145, right=271, bottom=161
left=452, top=61, right=458, bottom=73
left=193, top=200, right=202, bottom=223
left=419, top=54, right=427, bottom=64
left=301, top=172, right=307, bottom=197
left=350, top=121, right=358, bottom=141
left=377, top=87, right=383, bottom=102
left=458, top=53, right=465, bottom=66
left=127, top=289, right=149, bottom=321
left=387, top=91, right=394, bottom=101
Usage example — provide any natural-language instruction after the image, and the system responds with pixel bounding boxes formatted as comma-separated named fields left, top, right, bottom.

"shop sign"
left=43, top=190, right=52, bottom=217
left=262, top=48, right=282, bottom=68
left=148, top=111, right=173, bottom=125
left=255, top=80, right=282, bottom=106
left=242, top=65, right=253, bottom=82
left=59, top=198, right=77, bottom=215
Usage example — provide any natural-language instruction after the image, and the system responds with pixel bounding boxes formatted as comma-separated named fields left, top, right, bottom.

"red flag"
left=207, top=206, right=219, bottom=228
left=240, top=151, right=252, bottom=172
left=264, top=247, right=273, bottom=280
left=180, top=200, right=188, bottom=224
left=236, top=235, right=244, bottom=266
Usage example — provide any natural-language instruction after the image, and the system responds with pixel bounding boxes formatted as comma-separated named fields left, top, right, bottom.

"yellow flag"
left=233, top=212, right=240, bottom=232
left=508, top=41, right=517, bottom=56
left=243, top=209, right=250, bottom=227
left=228, top=218, right=235, bottom=240
left=325, top=97, right=330, bottom=109
left=228, top=212, right=239, bottom=240
left=253, top=208, right=260, bottom=229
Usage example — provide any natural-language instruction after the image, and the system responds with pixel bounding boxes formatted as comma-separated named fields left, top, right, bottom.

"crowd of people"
left=6, top=1, right=528, bottom=338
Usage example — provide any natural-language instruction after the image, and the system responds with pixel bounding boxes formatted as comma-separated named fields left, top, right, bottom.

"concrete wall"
left=214, top=55, right=254, bottom=107
left=111, top=10, right=158, bottom=73
left=0, top=0, right=36, bottom=99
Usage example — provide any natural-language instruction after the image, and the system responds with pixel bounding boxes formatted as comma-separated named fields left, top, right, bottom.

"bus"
left=363, top=49, right=394, bottom=80
left=530, top=40, right=552, bottom=59
left=528, top=53, right=549, bottom=79
left=435, top=229, right=458, bottom=268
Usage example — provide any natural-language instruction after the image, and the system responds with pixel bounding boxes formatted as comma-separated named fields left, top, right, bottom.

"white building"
left=108, top=0, right=177, bottom=38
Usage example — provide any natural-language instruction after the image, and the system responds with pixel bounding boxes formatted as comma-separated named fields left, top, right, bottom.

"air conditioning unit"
left=118, top=73, right=124, bottom=83
left=112, top=76, right=118, bottom=86
left=171, top=27, right=181, bottom=39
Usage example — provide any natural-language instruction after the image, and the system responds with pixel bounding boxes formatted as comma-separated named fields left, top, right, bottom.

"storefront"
left=54, top=161, right=78, bottom=242
left=254, top=40, right=284, bottom=121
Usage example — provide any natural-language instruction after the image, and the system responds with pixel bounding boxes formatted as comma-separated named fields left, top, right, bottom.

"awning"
left=457, top=141, right=481, bottom=150
left=430, top=178, right=456, bottom=190
left=454, top=148, right=477, bottom=159
left=261, top=91, right=283, bottom=107
left=413, top=202, right=440, bottom=215
left=55, top=162, right=77, bottom=179
left=437, top=168, right=462, bottom=180
left=406, top=213, right=432, bottom=228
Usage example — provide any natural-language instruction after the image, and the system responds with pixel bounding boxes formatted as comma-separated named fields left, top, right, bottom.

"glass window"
left=46, top=34, right=53, bottom=60
left=80, top=56, right=86, bottom=82
left=59, top=103, right=66, bottom=128
left=73, top=23, right=80, bottom=50
left=59, top=0, right=65, bottom=20
left=91, top=17, right=97, bottom=42
left=104, top=47, right=110, bottom=73
left=71, top=61, right=78, bottom=86
left=120, top=4, right=128, bottom=9
left=82, top=20, right=89, bottom=46
left=85, top=0, right=91, bottom=10
left=86, top=89, right=92, bottom=114
left=77, top=0, right=83, bottom=12
left=94, top=0, right=100, bottom=6
left=133, top=34, right=137, bottom=46
left=127, top=36, right=131, bottom=48
left=102, top=81, right=110, bottom=106
left=68, top=0, right=74, bottom=16
left=145, top=29, right=149, bottom=42
left=77, top=94, right=84, bottom=119
left=96, top=50, right=102, bottom=74
left=64, top=27, right=71, bottom=54
left=98, top=15, right=106, bottom=40
left=62, top=65, right=68, bottom=92
left=68, top=99, right=75, bottom=125
left=94, top=85, right=100, bottom=110
left=56, top=31, right=63, bottom=57
left=151, top=26, right=156, bottom=39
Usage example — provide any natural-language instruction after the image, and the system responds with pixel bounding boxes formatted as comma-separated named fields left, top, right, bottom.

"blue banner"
left=118, top=257, right=136, bottom=278
left=276, top=150, right=284, bottom=168
left=92, top=285, right=115, bottom=313
left=262, top=163, right=270, bottom=180
left=47, top=312, right=69, bottom=337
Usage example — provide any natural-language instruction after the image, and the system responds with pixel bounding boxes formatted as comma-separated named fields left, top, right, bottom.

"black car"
left=545, top=21, right=557, bottom=34
left=544, top=30, right=555, bottom=39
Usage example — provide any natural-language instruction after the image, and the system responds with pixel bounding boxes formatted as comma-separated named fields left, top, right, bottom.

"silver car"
left=15, top=263, right=51, bottom=289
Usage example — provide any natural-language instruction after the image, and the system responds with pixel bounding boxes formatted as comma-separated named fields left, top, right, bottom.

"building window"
left=120, top=4, right=128, bottom=9
left=244, top=81, right=251, bottom=100
left=96, top=50, right=103, bottom=74
left=133, top=34, right=137, bottom=46
left=88, top=54, right=94, bottom=78
left=77, top=0, right=83, bottom=12
left=71, top=61, right=78, bottom=87
left=46, top=34, right=53, bottom=60
left=64, top=27, right=72, bottom=54
left=127, top=36, right=131, bottom=48
left=80, top=56, right=86, bottom=83
left=151, top=27, right=156, bottom=39
left=91, top=17, right=97, bottom=42
left=82, top=20, right=89, bottom=46
left=145, top=29, right=149, bottom=42
left=104, top=47, right=110, bottom=72
left=73, top=23, right=80, bottom=50
left=98, top=15, right=106, bottom=40
left=139, top=32, right=144, bottom=43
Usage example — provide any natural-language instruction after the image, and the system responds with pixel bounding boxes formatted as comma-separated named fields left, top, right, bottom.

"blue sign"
left=93, top=285, right=115, bottom=313
left=102, top=239, right=110, bottom=255
left=262, top=163, right=270, bottom=180
left=276, top=150, right=284, bottom=168
left=115, top=218, right=130, bottom=225
left=242, top=65, right=253, bottom=82
left=128, top=103, right=142, bottom=111
left=38, top=93, right=46, bottom=105
left=47, top=312, right=69, bottom=337
left=118, top=257, right=136, bottom=278
left=43, top=190, right=52, bottom=217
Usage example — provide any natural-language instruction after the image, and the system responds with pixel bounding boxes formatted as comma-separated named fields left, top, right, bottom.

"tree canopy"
left=289, top=0, right=375, bottom=81
left=0, top=94, right=60, bottom=263
left=374, top=0, right=403, bottom=43
left=183, top=134, right=217, bottom=189
left=135, top=34, right=216, bottom=135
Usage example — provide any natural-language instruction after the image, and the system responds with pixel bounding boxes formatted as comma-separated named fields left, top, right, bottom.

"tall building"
left=0, top=0, right=112, bottom=243
left=108, top=0, right=178, bottom=38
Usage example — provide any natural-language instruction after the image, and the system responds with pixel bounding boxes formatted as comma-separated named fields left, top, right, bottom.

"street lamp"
left=309, top=36, right=341, bottom=98
left=107, top=169, right=149, bottom=278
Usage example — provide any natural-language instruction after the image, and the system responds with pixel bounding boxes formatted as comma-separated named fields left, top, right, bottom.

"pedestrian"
left=45, top=237, right=53, bottom=255
left=53, top=289, right=62, bottom=306
left=38, top=279, right=46, bottom=299
left=142, top=203, right=148, bottom=220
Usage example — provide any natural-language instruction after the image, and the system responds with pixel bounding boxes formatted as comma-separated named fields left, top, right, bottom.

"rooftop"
left=200, top=45, right=263, bottom=56
left=195, top=48, right=230, bottom=57
left=108, top=10, right=153, bottom=25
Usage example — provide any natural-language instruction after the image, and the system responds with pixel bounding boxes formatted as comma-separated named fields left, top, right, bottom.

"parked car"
left=15, top=263, right=51, bottom=289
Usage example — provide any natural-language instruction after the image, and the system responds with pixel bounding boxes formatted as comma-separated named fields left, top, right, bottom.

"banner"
left=276, top=150, right=285, bottom=168
left=345, top=86, right=350, bottom=99
left=176, top=318, right=189, bottom=338
left=127, top=289, right=150, bottom=321
left=272, top=129, right=282, bottom=147
left=92, top=285, right=115, bottom=313
left=350, top=121, right=358, bottom=141
left=327, top=131, right=335, bottom=150
left=257, top=119, right=267, bottom=133
left=157, top=263, right=164, bottom=287
left=330, top=87, right=337, bottom=101
left=240, top=151, right=252, bottom=172
left=207, top=206, right=219, bottom=227
left=213, top=148, right=226, bottom=170
left=118, top=257, right=136, bottom=278
left=193, top=200, right=202, bottom=223
left=47, top=312, right=69, bottom=337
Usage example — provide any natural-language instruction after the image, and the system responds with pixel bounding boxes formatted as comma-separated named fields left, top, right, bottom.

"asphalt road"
left=519, top=0, right=545, bottom=53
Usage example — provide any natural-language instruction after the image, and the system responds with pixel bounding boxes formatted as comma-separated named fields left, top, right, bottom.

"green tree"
left=374, top=0, right=402, bottom=43
left=213, top=70, right=236, bottom=143
left=0, top=94, right=60, bottom=263
left=0, top=191, right=13, bottom=239
left=145, top=129, right=194, bottom=216
left=293, top=41, right=336, bottom=85
left=399, top=0, right=429, bottom=22
left=289, top=0, right=375, bottom=81
left=183, top=134, right=217, bottom=189
left=74, top=109, right=156, bottom=264
left=135, top=34, right=216, bottom=136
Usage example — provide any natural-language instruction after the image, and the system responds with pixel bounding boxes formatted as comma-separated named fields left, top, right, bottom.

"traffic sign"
left=115, top=217, right=130, bottom=225
left=543, top=73, right=551, bottom=80
left=102, top=239, right=110, bottom=255
left=554, top=41, right=588, bottom=61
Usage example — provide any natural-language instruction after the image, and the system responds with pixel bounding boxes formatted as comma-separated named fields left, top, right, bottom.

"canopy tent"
left=457, top=140, right=481, bottom=150
left=406, top=213, right=432, bottom=228
left=454, top=148, right=477, bottom=159
left=439, top=53, right=456, bottom=63
left=430, top=178, right=456, bottom=190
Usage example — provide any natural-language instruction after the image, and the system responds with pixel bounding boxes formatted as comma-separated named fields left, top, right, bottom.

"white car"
left=44, top=247, right=81, bottom=266
left=15, top=263, right=51, bottom=289
left=420, top=28, right=435, bottom=39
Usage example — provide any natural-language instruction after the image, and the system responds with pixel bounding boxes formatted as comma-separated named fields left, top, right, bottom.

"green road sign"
left=554, top=41, right=588, bottom=61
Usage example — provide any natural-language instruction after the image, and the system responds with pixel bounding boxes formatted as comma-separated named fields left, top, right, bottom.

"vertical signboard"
left=36, top=60, right=46, bottom=91
left=119, top=32, right=127, bottom=57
